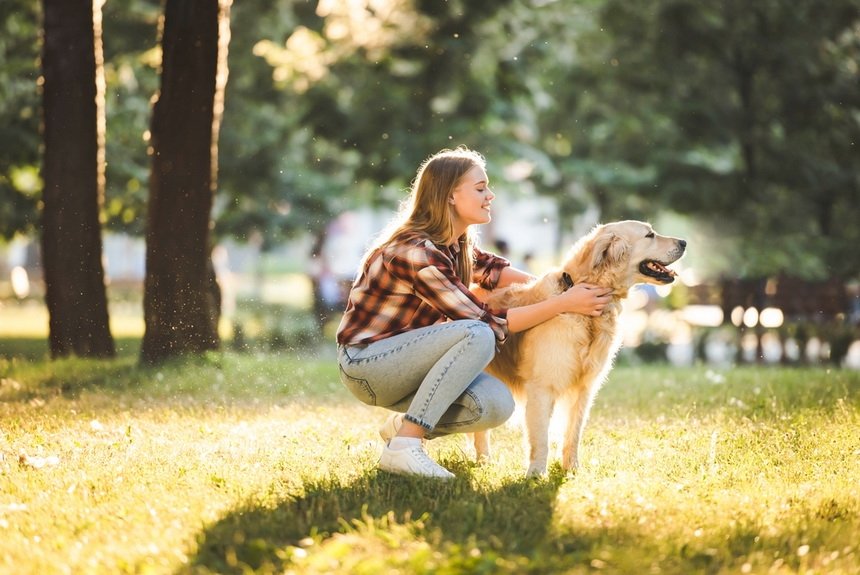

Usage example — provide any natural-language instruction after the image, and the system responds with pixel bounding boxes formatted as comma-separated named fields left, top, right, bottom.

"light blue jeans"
left=337, top=320, right=515, bottom=437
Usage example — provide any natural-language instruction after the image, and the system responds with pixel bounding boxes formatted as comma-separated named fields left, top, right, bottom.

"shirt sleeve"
left=385, top=239, right=509, bottom=342
left=473, top=246, right=510, bottom=290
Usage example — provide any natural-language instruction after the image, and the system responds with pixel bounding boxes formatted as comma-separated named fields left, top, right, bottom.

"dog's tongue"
left=648, top=261, right=676, bottom=276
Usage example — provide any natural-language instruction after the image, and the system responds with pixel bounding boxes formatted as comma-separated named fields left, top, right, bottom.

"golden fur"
left=474, top=220, right=686, bottom=476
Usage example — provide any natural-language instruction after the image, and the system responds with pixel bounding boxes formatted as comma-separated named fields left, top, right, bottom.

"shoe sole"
left=377, top=463, right=454, bottom=480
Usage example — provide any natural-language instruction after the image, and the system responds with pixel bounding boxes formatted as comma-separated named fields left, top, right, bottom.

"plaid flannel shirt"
left=336, top=233, right=510, bottom=345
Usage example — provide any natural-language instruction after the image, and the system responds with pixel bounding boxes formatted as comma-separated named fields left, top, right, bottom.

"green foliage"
left=0, top=0, right=41, bottom=239
left=215, top=0, right=335, bottom=246
left=292, top=0, right=519, bottom=183
left=2, top=0, right=858, bottom=280
left=555, top=0, right=860, bottom=278
left=101, top=0, right=162, bottom=235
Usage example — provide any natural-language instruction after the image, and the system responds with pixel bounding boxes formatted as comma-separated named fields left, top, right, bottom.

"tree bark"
left=40, top=0, right=114, bottom=358
left=141, top=0, right=231, bottom=363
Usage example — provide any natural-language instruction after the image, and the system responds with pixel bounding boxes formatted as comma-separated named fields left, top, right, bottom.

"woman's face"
left=450, top=165, right=494, bottom=232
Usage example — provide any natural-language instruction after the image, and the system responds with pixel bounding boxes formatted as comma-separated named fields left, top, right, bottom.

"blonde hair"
left=361, top=146, right=486, bottom=284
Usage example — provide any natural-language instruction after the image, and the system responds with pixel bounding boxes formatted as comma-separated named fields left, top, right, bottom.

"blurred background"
left=1, top=0, right=859, bottom=366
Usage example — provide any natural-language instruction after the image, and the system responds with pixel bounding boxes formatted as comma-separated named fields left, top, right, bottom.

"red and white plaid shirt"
left=336, top=232, right=510, bottom=345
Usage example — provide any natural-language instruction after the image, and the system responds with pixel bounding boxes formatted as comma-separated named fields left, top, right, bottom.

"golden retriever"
left=474, top=220, right=686, bottom=476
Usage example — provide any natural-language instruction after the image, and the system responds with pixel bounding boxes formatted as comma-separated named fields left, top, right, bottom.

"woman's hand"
left=556, top=283, right=613, bottom=316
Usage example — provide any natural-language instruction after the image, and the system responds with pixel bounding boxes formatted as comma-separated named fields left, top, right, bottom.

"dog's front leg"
left=472, top=430, right=490, bottom=461
left=561, top=390, right=593, bottom=472
left=524, top=389, right=555, bottom=477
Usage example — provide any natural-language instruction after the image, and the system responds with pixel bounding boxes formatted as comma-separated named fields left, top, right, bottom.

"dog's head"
left=568, top=220, right=686, bottom=290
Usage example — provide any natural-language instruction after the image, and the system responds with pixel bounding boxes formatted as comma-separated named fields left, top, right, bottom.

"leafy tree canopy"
left=2, top=0, right=858, bottom=281
left=0, top=0, right=41, bottom=240
left=530, top=0, right=860, bottom=279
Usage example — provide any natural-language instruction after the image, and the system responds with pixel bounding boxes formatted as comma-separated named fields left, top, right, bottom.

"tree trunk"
left=40, top=0, right=114, bottom=358
left=141, top=0, right=231, bottom=364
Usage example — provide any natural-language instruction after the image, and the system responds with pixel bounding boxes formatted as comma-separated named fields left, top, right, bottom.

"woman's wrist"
left=548, top=293, right=569, bottom=315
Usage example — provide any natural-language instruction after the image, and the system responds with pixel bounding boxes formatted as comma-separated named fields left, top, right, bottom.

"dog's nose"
left=679, top=239, right=687, bottom=249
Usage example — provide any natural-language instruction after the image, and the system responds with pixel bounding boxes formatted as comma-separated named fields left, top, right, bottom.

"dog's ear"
left=590, top=232, right=629, bottom=268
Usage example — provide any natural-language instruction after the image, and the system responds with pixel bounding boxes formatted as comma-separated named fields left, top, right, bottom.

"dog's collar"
left=560, top=272, right=575, bottom=291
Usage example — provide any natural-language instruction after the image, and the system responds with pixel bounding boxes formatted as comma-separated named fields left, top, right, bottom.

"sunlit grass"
left=0, top=299, right=277, bottom=360
left=0, top=301, right=144, bottom=339
left=0, top=271, right=315, bottom=359
left=1, top=350, right=858, bottom=574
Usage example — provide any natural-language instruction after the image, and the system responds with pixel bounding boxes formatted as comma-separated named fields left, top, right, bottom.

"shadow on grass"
left=0, top=337, right=51, bottom=361
left=0, top=340, right=343, bottom=408
left=184, top=461, right=568, bottom=574
left=183, top=460, right=859, bottom=574
left=0, top=336, right=141, bottom=362
left=0, top=337, right=143, bottom=400
left=0, top=337, right=223, bottom=403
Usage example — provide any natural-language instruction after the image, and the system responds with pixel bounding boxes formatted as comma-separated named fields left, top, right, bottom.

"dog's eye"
left=645, top=231, right=655, bottom=239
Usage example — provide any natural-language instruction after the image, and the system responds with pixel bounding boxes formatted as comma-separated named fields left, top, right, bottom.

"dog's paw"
left=526, top=465, right=547, bottom=478
left=471, top=431, right=490, bottom=462
left=471, top=441, right=491, bottom=464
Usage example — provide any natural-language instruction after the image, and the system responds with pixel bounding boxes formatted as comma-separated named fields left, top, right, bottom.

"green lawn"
left=1, top=346, right=858, bottom=574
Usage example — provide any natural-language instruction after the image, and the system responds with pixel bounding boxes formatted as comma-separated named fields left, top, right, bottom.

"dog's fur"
left=474, top=220, right=686, bottom=476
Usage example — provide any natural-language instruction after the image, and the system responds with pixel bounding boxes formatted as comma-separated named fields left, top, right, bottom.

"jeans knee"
left=475, top=380, right=514, bottom=428
left=466, top=321, right=496, bottom=363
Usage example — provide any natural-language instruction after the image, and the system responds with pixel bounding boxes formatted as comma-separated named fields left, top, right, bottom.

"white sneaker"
left=379, top=413, right=403, bottom=443
left=378, top=444, right=455, bottom=479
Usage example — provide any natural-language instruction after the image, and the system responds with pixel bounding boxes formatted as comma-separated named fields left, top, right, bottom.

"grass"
left=0, top=345, right=859, bottom=574
left=0, top=301, right=145, bottom=362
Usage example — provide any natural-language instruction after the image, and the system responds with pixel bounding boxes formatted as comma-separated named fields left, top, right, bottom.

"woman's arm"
left=505, top=284, right=612, bottom=333
left=496, top=266, right=536, bottom=289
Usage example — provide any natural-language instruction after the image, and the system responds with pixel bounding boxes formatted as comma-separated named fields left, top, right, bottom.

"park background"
left=1, top=0, right=859, bottom=365
left=1, top=1, right=859, bottom=574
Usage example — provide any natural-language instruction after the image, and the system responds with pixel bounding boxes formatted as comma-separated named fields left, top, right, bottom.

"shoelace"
left=408, top=446, right=446, bottom=474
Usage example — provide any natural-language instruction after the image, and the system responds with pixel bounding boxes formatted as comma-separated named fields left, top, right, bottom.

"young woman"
left=336, top=147, right=612, bottom=479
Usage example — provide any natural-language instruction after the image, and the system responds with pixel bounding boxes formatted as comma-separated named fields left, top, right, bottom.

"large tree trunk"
left=40, top=0, right=114, bottom=358
left=141, top=0, right=231, bottom=364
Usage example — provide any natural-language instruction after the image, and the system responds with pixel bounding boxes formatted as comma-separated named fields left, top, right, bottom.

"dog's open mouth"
left=640, top=260, right=677, bottom=283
